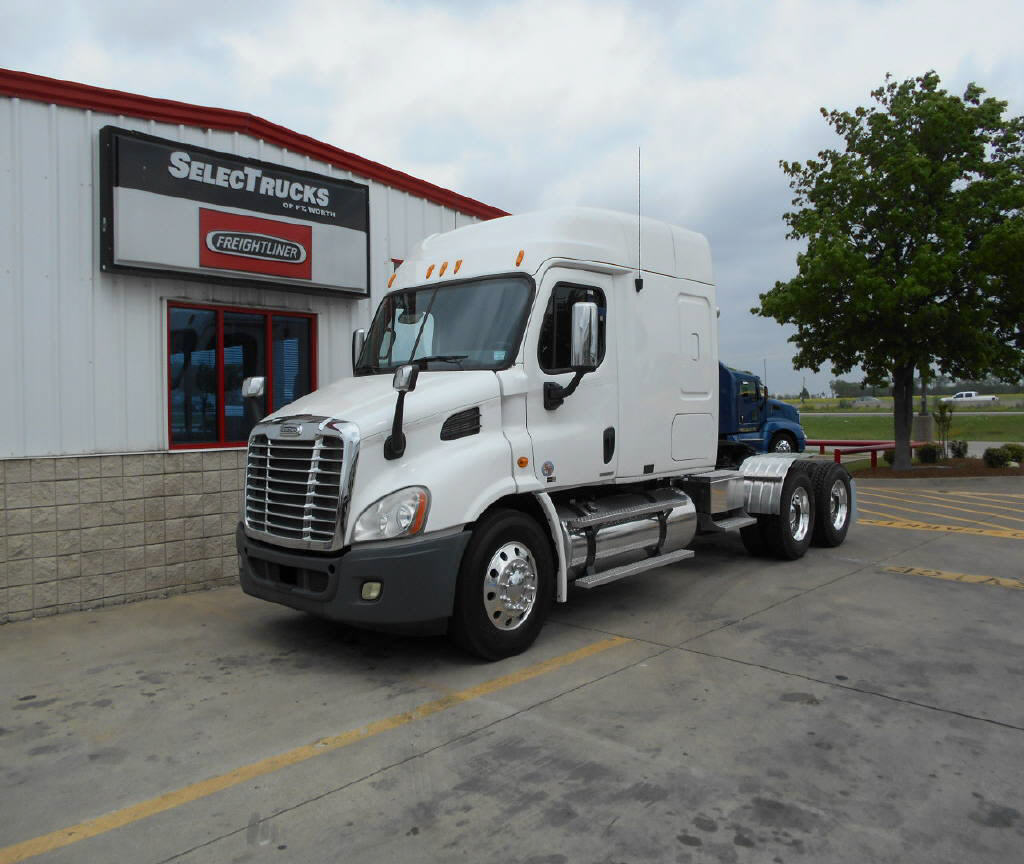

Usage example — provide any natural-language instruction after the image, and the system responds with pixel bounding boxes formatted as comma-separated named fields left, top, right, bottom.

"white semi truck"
left=236, top=208, right=854, bottom=659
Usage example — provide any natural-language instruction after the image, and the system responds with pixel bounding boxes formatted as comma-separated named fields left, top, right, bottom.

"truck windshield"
left=356, top=276, right=533, bottom=374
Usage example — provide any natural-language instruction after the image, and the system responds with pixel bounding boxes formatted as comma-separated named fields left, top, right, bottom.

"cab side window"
left=537, top=283, right=606, bottom=374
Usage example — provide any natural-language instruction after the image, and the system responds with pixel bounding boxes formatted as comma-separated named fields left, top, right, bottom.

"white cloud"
left=4, top=0, right=1022, bottom=392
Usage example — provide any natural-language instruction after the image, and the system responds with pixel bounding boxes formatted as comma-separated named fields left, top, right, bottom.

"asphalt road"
left=1, top=477, right=1022, bottom=864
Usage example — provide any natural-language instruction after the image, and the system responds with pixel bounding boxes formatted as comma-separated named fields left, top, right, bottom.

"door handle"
left=603, top=427, right=615, bottom=464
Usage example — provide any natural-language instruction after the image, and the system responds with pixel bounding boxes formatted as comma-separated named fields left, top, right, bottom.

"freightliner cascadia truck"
left=236, top=208, right=854, bottom=659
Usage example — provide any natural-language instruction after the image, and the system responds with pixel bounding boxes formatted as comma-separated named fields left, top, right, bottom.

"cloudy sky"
left=4, top=0, right=1023, bottom=393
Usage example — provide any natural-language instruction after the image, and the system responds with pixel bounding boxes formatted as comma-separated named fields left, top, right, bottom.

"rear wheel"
left=450, top=509, right=554, bottom=660
left=810, top=463, right=852, bottom=547
left=740, top=519, right=771, bottom=556
left=762, top=469, right=815, bottom=560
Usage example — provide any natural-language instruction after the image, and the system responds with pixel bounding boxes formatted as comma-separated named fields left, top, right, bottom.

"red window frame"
left=167, top=301, right=318, bottom=450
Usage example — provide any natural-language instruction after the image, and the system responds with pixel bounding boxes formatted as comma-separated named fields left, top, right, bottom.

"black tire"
left=450, top=508, right=554, bottom=661
left=810, top=463, right=853, bottom=547
left=769, top=431, right=797, bottom=453
left=740, top=518, right=771, bottom=556
left=761, top=469, right=815, bottom=560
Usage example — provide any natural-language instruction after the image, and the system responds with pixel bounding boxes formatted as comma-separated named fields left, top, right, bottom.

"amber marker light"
left=515, top=249, right=525, bottom=266
left=517, top=456, right=529, bottom=468
left=439, top=261, right=448, bottom=276
left=409, top=491, right=429, bottom=535
left=387, top=273, right=397, bottom=288
left=454, top=259, right=463, bottom=274
left=426, top=264, right=435, bottom=278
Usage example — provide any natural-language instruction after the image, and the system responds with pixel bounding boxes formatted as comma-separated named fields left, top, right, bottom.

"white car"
left=940, top=391, right=999, bottom=405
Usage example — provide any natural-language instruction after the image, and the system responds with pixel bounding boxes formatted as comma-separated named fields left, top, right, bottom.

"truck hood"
left=767, top=398, right=800, bottom=423
left=266, top=370, right=501, bottom=440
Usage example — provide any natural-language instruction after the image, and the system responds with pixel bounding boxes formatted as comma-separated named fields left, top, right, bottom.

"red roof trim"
left=0, top=67, right=509, bottom=221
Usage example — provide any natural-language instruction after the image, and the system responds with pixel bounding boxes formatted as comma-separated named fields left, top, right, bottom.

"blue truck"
left=719, top=363, right=806, bottom=454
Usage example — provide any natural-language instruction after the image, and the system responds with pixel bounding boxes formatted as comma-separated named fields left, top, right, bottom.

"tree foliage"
left=755, top=72, right=1024, bottom=467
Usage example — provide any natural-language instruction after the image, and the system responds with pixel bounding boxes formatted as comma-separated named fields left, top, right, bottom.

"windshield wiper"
left=413, top=354, right=467, bottom=369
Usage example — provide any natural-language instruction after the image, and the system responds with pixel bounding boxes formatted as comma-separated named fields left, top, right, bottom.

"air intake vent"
left=441, top=407, right=481, bottom=441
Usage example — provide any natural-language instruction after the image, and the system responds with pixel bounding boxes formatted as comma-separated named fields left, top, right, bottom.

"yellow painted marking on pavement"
left=856, top=491, right=1014, bottom=531
left=0, top=636, right=630, bottom=864
left=908, top=491, right=1024, bottom=518
left=942, top=491, right=1024, bottom=500
left=862, top=487, right=1024, bottom=522
left=859, top=513, right=1024, bottom=540
left=885, top=565, right=1024, bottom=590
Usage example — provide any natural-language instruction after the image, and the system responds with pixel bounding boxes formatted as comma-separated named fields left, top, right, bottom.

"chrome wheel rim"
left=483, top=541, right=538, bottom=631
left=789, top=487, right=811, bottom=542
left=829, top=479, right=849, bottom=530
left=774, top=437, right=793, bottom=452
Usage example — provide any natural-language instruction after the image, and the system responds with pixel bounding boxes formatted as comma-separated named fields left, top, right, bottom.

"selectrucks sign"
left=100, top=126, right=369, bottom=294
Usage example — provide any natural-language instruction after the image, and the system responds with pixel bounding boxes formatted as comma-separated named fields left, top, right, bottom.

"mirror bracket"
left=384, top=364, right=419, bottom=460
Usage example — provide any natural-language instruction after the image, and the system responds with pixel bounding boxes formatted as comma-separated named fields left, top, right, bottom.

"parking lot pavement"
left=1, top=478, right=1023, bottom=864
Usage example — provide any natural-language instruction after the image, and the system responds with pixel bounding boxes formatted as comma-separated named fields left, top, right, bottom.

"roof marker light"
left=439, top=261, right=448, bottom=277
left=454, top=259, right=463, bottom=274
left=426, top=264, right=435, bottom=278
left=387, top=273, right=397, bottom=288
left=516, top=250, right=525, bottom=267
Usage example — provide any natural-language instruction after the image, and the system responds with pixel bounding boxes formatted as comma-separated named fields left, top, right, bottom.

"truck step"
left=698, top=513, right=758, bottom=533
left=573, top=548, right=695, bottom=589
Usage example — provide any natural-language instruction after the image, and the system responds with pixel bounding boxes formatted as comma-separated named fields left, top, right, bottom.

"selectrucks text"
left=235, top=207, right=855, bottom=660
left=167, top=150, right=331, bottom=206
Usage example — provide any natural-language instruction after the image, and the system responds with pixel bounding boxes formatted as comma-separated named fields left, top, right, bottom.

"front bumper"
left=236, top=524, right=470, bottom=629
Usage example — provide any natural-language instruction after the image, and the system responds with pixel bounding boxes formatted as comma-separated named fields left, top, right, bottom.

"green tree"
left=754, top=72, right=1024, bottom=468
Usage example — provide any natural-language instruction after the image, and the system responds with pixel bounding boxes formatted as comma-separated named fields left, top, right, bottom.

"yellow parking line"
left=859, top=513, right=1024, bottom=540
left=913, top=491, right=1024, bottom=518
left=0, top=635, right=630, bottom=864
left=885, top=565, right=1024, bottom=590
left=948, top=491, right=1024, bottom=500
left=860, top=489, right=1019, bottom=528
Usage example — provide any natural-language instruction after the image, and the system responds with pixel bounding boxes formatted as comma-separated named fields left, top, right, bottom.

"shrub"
left=838, top=399, right=852, bottom=409
left=950, top=440, right=969, bottom=458
left=983, top=447, right=1010, bottom=469
left=917, top=443, right=940, bottom=464
left=883, top=448, right=895, bottom=465
left=1003, top=443, right=1024, bottom=463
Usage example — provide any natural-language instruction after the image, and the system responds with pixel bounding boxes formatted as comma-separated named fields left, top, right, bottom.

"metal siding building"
left=0, top=69, right=506, bottom=621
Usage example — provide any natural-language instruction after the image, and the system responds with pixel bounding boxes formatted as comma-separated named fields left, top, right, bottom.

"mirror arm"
left=384, top=392, right=408, bottom=460
left=543, top=371, right=586, bottom=411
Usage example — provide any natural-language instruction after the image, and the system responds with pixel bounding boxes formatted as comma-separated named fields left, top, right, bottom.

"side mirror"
left=570, top=301, right=599, bottom=371
left=352, top=328, right=366, bottom=370
left=241, top=376, right=265, bottom=398
left=392, top=363, right=419, bottom=393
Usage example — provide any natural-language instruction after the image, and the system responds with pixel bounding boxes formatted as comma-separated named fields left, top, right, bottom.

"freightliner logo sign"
left=100, top=126, right=369, bottom=294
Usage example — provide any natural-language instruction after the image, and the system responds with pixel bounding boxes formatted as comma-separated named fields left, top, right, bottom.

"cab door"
left=524, top=269, right=618, bottom=489
left=737, top=377, right=762, bottom=432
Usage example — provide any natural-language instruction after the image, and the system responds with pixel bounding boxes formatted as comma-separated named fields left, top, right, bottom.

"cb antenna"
left=635, top=146, right=644, bottom=292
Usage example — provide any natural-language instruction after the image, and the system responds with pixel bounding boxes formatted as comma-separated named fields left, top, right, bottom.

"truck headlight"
left=352, top=486, right=430, bottom=542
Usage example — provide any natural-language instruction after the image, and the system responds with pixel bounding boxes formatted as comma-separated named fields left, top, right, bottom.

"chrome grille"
left=245, top=433, right=345, bottom=545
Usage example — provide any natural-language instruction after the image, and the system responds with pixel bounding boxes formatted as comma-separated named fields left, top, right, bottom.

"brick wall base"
left=0, top=451, right=245, bottom=623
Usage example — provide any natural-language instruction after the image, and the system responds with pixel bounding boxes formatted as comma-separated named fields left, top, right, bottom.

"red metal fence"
left=805, top=439, right=928, bottom=468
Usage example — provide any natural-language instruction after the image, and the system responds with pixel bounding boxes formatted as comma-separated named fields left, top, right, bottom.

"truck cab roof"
left=397, top=206, right=713, bottom=287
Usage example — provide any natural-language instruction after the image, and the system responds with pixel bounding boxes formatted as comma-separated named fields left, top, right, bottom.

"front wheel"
left=450, top=509, right=554, bottom=660
left=769, top=431, right=797, bottom=453
left=762, top=469, right=815, bottom=560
